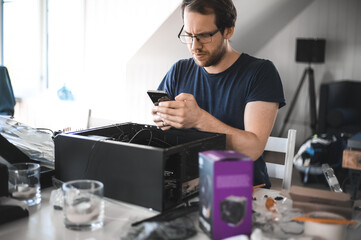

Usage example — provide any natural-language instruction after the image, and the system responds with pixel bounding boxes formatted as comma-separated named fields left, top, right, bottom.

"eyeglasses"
left=177, top=25, right=220, bottom=44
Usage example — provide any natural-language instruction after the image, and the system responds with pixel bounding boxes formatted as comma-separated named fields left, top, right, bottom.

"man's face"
left=183, top=8, right=227, bottom=68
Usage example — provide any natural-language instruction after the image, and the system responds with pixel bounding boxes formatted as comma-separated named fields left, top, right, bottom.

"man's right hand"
left=152, top=93, right=205, bottom=130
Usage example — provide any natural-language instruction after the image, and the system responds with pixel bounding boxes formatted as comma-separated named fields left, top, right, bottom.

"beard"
left=192, top=42, right=227, bottom=67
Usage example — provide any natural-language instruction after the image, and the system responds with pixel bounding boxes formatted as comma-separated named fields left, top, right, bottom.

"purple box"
left=198, top=150, right=253, bottom=239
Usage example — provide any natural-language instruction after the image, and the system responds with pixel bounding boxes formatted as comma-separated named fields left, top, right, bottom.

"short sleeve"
left=247, top=60, right=286, bottom=109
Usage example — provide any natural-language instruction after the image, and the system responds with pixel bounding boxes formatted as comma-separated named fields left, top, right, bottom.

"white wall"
left=126, top=6, right=188, bottom=126
left=127, top=0, right=361, bottom=146
left=257, top=0, right=361, bottom=145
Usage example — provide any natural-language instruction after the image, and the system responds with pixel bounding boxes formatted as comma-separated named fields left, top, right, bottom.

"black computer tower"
left=54, top=123, right=226, bottom=211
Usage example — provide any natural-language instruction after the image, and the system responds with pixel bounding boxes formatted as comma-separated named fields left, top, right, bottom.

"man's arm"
left=225, top=101, right=278, bottom=160
left=152, top=93, right=278, bottom=160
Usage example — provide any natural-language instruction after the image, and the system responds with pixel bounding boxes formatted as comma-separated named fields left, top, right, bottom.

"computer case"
left=54, top=123, right=226, bottom=211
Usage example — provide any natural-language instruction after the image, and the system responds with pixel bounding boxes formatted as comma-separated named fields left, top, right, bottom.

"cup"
left=62, top=179, right=104, bottom=231
left=304, top=211, right=347, bottom=240
left=8, top=162, right=41, bottom=206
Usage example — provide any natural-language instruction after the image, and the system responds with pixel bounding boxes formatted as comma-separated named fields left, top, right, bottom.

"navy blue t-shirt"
left=158, top=53, right=285, bottom=188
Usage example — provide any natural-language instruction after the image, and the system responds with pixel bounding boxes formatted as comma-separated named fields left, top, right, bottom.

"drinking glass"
left=8, top=162, right=41, bottom=206
left=62, top=179, right=104, bottom=231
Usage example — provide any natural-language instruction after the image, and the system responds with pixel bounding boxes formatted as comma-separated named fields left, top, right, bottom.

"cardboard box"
left=289, top=186, right=353, bottom=219
left=198, top=150, right=253, bottom=239
left=342, top=149, right=361, bottom=171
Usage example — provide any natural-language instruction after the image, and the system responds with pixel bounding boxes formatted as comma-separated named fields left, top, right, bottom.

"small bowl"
left=304, top=211, right=347, bottom=240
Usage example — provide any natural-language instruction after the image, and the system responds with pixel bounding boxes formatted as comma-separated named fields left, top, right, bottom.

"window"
left=1, top=0, right=181, bottom=129
left=3, top=0, right=45, bottom=97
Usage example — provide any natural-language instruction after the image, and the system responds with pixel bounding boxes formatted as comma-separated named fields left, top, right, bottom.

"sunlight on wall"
left=9, top=0, right=181, bottom=130
left=82, top=0, right=181, bottom=122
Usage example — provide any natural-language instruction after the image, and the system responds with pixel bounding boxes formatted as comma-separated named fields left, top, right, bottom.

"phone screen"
left=147, top=90, right=171, bottom=106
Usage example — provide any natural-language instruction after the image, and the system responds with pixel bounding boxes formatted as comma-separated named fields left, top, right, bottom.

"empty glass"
left=62, top=179, right=104, bottom=231
left=8, top=162, right=41, bottom=206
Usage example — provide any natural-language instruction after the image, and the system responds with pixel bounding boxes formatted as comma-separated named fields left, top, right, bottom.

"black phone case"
left=147, top=90, right=171, bottom=105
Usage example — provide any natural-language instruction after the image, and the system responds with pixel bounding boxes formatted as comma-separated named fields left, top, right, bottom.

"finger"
left=158, top=100, right=183, bottom=109
left=160, top=113, right=182, bottom=124
left=175, top=93, right=194, bottom=102
left=162, top=119, right=185, bottom=129
left=156, top=109, right=177, bottom=119
left=152, top=106, right=157, bottom=114
left=160, top=125, right=172, bottom=131
left=153, top=113, right=163, bottom=122
left=152, top=105, right=160, bottom=114
left=156, top=120, right=165, bottom=128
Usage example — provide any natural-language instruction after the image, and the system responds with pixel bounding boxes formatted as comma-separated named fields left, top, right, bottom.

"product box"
left=198, top=150, right=253, bottom=239
left=289, top=186, right=353, bottom=219
left=54, top=123, right=226, bottom=211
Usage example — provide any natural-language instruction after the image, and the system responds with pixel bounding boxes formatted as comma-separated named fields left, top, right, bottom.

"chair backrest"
left=264, top=129, right=297, bottom=190
left=0, top=66, right=16, bottom=116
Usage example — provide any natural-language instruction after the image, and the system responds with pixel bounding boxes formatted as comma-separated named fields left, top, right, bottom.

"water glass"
left=62, top=179, right=104, bottom=231
left=8, top=162, right=41, bottom=206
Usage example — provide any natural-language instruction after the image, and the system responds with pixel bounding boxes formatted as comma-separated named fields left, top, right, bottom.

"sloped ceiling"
left=232, top=0, right=314, bottom=54
left=128, top=0, right=314, bottom=63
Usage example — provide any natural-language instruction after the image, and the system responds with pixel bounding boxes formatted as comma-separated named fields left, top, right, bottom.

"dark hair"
left=181, top=0, right=237, bottom=34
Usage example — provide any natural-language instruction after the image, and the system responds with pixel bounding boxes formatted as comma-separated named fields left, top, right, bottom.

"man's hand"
left=151, top=92, right=279, bottom=160
left=151, top=102, right=172, bottom=130
left=152, top=93, right=204, bottom=130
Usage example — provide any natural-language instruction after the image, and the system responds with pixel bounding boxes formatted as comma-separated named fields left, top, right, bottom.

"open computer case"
left=54, top=122, right=226, bottom=211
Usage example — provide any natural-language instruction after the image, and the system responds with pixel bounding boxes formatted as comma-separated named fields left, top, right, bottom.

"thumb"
left=175, top=93, right=194, bottom=102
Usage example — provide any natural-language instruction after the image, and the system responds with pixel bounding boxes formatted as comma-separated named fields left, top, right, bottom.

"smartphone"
left=147, top=90, right=171, bottom=106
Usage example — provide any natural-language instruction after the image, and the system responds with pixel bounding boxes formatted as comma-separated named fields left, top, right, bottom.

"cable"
left=147, top=132, right=153, bottom=146
left=81, top=139, right=105, bottom=179
left=36, top=128, right=54, bottom=135
left=128, top=129, right=152, bottom=144
left=112, top=124, right=125, bottom=141
left=150, top=137, right=173, bottom=147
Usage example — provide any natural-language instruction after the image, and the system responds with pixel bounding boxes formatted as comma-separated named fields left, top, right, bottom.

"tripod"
left=279, top=65, right=317, bottom=136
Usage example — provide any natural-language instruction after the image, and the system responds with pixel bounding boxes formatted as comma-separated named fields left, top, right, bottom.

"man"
left=152, top=0, right=285, bottom=188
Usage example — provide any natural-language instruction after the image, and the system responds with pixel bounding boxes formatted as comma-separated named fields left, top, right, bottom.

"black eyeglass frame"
left=177, top=25, right=220, bottom=44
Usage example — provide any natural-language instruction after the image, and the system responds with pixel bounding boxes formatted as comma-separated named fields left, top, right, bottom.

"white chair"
left=264, top=129, right=297, bottom=190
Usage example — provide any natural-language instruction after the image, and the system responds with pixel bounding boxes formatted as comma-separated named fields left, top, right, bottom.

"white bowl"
left=304, top=211, right=347, bottom=240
